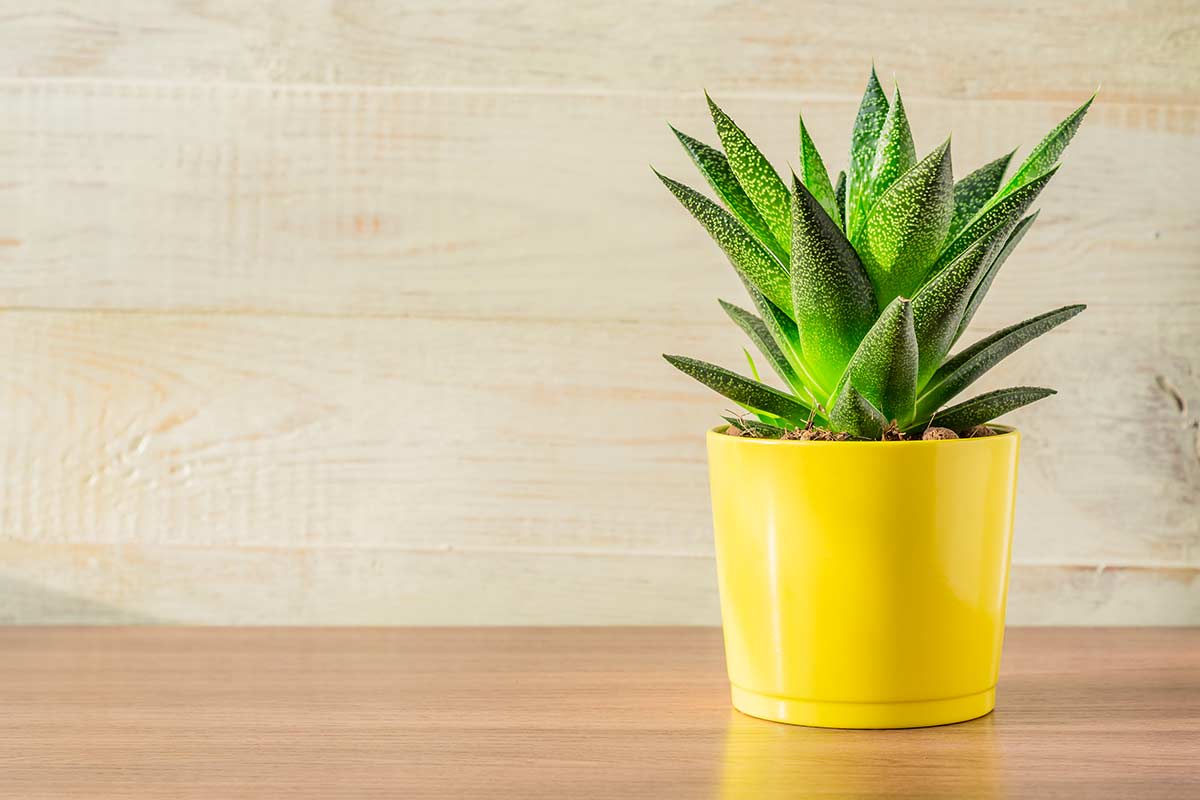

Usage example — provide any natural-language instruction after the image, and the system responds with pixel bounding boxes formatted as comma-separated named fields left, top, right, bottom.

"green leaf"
left=912, top=219, right=1012, bottom=386
left=857, top=84, right=917, bottom=230
left=706, top=93, right=792, bottom=253
left=833, top=297, right=918, bottom=425
left=798, top=112, right=840, bottom=226
left=845, top=67, right=890, bottom=236
left=956, top=212, right=1039, bottom=340
left=745, top=283, right=800, bottom=350
left=948, top=151, right=1014, bottom=241
left=834, top=170, right=847, bottom=231
left=919, top=304, right=1085, bottom=416
left=670, top=126, right=786, bottom=262
left=828, top=384, right=887, bottom=439
left=720, top=299, right=802, bottom=390
left=742, top=348, right=761, bottom=381
left=790, top=174, right=878, bottom=390
left=934, top=166, right=1058, bottom=274
left=655, top=170, right=792, bottom=314
left=665, top=355, right=813, bottom=425
left=742, top=284, right=827, bottom=404
left=931, top=386, right=1057, bottom=432
left=856, top=139, right=954, bottom=305
left=999, top=95, right=1094, bottom=198
left=722, top=416, right=787, bottom=437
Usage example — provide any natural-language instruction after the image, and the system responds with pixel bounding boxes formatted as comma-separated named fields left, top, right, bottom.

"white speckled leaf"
left=655, top=171, right=793, bottom=315
left=855, top=85, right=917, bottom=238
left=955, top=212, right=1039, bottom=340
left=999, top=95, right=1094, bottom=199
left=919, top=304, right=1085, bottom=416
left=832, top=297, right=918, bottom=424
left=948, top=151, right=1014, bottom=240
left=933, top=167, right=1058, bottom=274
left=828, top=385, right=887, bottom=439
left=856, top=139, right=954, bottom=305
left=671, top=126, right=786, bottom=263
left=845, top=68, right=889, bottom=237
left=707, top=94, right=792, bottom=254
left=663, top=354, right=813, bottom=425
left=834, top=170, right=847, bottom=230
left=798, top=112, right=840, bottom=227
left=720, top=299, right=802, bottom=390
left=789, top=174, right=878, bottom=390
left=930, top=386, right=1057, bottom=432
left=912, top=220, right=1012, bottom=386
left=653, top=73, right=1091, bottom=434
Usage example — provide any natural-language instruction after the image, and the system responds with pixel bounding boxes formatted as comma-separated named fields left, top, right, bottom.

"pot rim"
left=708, top=423, right=1018, bottom=447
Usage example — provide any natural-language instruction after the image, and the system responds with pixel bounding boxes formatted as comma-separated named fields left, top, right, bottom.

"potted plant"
left=656, top=68, right=1091, bottom=728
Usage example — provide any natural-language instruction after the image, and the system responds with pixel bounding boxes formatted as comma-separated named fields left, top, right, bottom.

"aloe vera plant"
left=659, top=68, right=1090, bottom=439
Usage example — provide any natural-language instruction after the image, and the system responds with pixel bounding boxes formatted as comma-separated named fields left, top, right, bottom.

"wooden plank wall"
left=0, top=1, right=1196, bottom=624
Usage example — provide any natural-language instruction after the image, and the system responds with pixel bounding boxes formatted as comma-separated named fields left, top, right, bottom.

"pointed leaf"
left=828, top=384, right=887, bottom=439
left=833, top=297, right=918, bottom=425
left=932, top=386, right=1057, bottom=432
left=671, top=126, right=785, bottom=262
left=999, top=95, right=1093, bottom=198
left=742, top=347, right=761, bottom=381
left=720, top=299, right=802, bottom=390
left=920, top=305, right=1085, bottom=415
left=934, top=166, right=1058, bottom=274
left=856, top=139, right=954, bottom=305
left=790, top=174, right=878, bottom=390
left=846, top=67, right=889, bottom=236
left=956, top=212, right=1039, bottom=339
left=655, top=171, right=792, bottom=314
left=744, top=282, right=800, bottom=351
left=858, top=85, right=917, bottom=230
left=912, top=219, right=1012, bottom=386
left=707, top=93, right=792, bottom=252
left=664, top=355, right=812, bottom=425
left=834, top=170, right=847, bottom=231
left=798, top=112, right=839, bottom=226
left=948, top=151, right=1014, bottom=240
left=722, top=416, right=787, bottom=437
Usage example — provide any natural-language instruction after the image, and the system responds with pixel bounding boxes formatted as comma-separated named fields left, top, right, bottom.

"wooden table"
left=2, top=627, right=1197, bottom=798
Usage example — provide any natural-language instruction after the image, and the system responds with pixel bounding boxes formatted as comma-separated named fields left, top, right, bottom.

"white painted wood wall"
left=0, top=1, right=1196, bottom=624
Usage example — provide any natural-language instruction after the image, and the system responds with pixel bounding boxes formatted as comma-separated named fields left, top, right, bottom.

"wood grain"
left=0, top=1, right=1197, bottom=104
left=0, top=82, right=1194, bottom=321
left=0, top=311, right=1194, bottom=566
left=0, top=5, right=1196, bottom=624
left=0, top=627, right=1196, bottom=799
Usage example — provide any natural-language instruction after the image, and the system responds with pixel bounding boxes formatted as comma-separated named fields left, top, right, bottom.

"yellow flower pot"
left=707, top=425, right=1020, bottom=728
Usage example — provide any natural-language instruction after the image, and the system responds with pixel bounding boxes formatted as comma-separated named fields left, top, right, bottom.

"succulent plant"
left=658, top=68, right=1090, bottom=439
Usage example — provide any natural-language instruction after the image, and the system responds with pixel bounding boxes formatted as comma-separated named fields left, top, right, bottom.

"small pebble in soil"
left=962, top=425, right=997, bottom=438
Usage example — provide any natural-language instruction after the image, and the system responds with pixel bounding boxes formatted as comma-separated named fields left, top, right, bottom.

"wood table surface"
left=2, top=627, right=1197, bottom=799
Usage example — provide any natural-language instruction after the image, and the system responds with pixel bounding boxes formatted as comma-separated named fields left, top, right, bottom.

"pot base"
left=730, top=685, right=995, bottom=729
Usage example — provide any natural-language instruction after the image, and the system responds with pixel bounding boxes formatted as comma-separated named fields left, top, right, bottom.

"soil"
left=781, top=426, right=851, bottom=441
left=724, top=421, right=998, bottom=441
